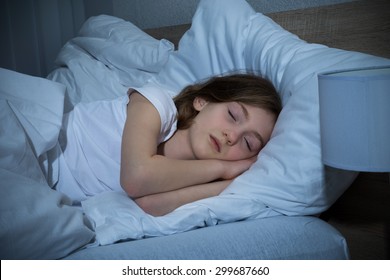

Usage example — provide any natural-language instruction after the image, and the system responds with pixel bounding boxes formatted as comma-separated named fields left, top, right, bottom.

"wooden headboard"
left=145, top=0, right=390, bottom=59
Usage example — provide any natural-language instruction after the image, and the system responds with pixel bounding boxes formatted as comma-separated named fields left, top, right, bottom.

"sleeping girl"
left=55, top=73, right=282, bottom=216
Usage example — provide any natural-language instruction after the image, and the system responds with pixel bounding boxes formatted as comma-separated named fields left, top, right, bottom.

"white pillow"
left=152, top=0, right=251, bottom=90
left=153, top=0, right=390, bottom=215
left=76, top=15, right=174, bottom=73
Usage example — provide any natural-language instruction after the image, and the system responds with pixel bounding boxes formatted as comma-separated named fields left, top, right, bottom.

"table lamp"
left=318, top=66, right=390, bottom=173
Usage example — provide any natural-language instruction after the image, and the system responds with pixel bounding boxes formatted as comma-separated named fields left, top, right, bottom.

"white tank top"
left=56, top=85, right=177, bottom=202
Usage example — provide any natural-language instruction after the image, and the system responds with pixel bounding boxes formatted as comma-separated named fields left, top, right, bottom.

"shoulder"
left=130, top=84, right=178, bottom=142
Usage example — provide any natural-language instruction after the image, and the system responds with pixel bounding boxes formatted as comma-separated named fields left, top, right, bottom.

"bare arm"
left=120, top=92, right=251, bottom=198
left=134, top=180, right=232, bottom=216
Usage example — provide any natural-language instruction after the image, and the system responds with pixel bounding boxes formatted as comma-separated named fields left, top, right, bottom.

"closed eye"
left=228, top=110, right=236, bottom=121
left=244, top=137, right=252, bottom=151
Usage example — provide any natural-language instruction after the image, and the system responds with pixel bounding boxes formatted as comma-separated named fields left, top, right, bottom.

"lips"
left=210, top=135, right=221, bottom=153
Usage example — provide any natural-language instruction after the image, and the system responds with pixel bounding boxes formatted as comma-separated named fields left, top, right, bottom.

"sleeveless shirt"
left=56, top=85, right=177, bottom=202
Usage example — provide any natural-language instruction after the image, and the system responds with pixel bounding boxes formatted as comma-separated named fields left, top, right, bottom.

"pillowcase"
left=151, top=0, right=251, bottom=90
left=152, top=0, right=390, bottom=216
left=75, top=15, right=174, bottom=73
left=0, top=68, right=95, bottom=259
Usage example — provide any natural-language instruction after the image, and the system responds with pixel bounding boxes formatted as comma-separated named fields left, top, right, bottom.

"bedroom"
left=1, top=0, right=389, bottom=267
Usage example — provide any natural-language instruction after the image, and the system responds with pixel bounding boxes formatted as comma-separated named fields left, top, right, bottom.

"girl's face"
left=187, top=97, right=276, bottom=161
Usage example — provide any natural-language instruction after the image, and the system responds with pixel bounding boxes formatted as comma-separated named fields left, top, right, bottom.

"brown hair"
left=174, top=74, right=282, bottom=129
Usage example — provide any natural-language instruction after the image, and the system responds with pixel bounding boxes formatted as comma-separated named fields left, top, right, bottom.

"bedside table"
left=322, top=172, right=390, bottom=259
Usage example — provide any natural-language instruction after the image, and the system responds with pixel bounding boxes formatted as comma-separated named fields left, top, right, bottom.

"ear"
left=193, top=97, right=208, bottom=111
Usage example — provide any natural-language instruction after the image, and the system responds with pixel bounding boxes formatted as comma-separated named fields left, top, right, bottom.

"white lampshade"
left=319, top=66, right=390, bottom=172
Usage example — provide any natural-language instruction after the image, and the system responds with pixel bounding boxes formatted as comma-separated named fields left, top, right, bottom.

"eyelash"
left=229, top=109, right=252, bottom=152
left=228, top=110, right=236, bottom=121
left=244, top=137, right=252, bottom=151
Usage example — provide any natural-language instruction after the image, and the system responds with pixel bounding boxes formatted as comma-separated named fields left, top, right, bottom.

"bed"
left=1, top=0, right=389, bottom=260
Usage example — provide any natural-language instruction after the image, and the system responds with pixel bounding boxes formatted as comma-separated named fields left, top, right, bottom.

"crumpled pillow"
left=75, top=15, right=174, bottom=73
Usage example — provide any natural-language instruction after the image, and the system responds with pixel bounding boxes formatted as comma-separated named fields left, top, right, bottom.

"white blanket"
left=0, top=68, right=95, bottom=259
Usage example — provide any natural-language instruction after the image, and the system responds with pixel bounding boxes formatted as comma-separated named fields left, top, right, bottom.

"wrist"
left=212, top=159, right=229, bottom=179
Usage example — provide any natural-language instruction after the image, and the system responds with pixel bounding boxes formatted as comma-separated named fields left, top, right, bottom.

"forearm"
left=122, top=155, right=226, bottom=198
left=134, top=180, right=232, bottom=217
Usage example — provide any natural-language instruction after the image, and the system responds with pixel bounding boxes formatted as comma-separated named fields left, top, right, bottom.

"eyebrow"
left=238, top=102, right=249, bottom=119
left=239, top=103, right=265, bottom=148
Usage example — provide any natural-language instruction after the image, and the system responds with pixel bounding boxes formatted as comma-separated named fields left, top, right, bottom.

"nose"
left=223, top=130, right=239, bottom=145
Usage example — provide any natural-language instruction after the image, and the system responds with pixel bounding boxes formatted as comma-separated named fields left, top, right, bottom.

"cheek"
left=224, top=146, right=250, bottom=161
